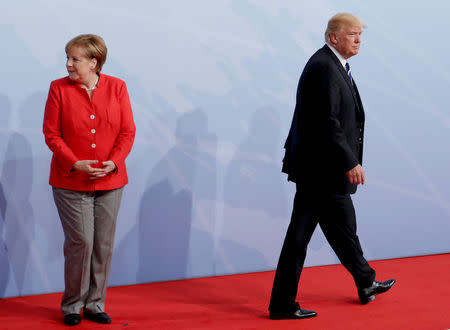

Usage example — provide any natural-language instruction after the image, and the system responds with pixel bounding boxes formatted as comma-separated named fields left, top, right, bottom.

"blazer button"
left=90, top=114, right=95, bottom=119
left=91, top=144, right=96, bottom=148
left=91, top=129, right=96, bottom=134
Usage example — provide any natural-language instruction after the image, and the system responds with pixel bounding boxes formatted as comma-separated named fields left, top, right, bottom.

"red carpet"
left=0, top=253, right=449, bottom=329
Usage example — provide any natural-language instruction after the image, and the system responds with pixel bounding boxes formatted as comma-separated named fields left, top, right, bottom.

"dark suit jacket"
left=282, top=45, right=365, bottom=194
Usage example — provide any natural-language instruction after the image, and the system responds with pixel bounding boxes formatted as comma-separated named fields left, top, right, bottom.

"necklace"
left=85, top=76, right=99, bottom=91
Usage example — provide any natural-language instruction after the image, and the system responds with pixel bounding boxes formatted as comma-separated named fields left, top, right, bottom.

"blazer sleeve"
left=318, top=66, right=359, bottom=172
left=108, top=81, right=136, bottom=171
left=43, top=82, right=79, bottom=175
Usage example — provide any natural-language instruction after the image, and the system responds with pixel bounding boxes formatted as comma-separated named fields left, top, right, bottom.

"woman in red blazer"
left=43, top=34, right=135, bottom=326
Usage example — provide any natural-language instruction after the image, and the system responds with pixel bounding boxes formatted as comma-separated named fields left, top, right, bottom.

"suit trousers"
left=269, top=185, right=375, bottom=311
left=52, top=187, right=123, bottom=315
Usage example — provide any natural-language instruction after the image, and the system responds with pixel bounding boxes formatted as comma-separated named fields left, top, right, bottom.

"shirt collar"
left=326, top=43, right=347, bottom=68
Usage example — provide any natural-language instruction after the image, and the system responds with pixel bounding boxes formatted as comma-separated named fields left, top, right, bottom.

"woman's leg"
left=52, top=188, right=95, bottom=315
left=84, top=187, right=123, bottom=313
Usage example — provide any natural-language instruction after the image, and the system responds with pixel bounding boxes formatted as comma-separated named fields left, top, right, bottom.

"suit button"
left=91, top=144, right=96, bottom=148
left=91, top=129, right=96, bottom=134
left=90, top=114, right=95, bottom=119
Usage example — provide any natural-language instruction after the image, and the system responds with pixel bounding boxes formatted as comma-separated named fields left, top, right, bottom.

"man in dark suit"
left=269, top=13, right=396, bottom=320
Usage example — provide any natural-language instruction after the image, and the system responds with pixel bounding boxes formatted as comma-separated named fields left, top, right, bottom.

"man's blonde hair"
left=325, top=13, right=366, bottom=42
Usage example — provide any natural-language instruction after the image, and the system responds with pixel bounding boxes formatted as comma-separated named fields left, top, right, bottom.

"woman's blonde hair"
left=65, top=34, right=107, bottom=72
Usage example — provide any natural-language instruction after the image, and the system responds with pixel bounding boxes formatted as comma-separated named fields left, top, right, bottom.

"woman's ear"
left=90, top=58, right=98, bottom=70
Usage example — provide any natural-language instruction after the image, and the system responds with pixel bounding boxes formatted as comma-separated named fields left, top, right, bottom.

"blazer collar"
left=65, top=72, right=103, bottom=88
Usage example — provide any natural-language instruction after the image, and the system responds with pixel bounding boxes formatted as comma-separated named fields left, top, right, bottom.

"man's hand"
left=346, top=164, right=365, bottom=185
left=73, top=160, right=116, bottom=180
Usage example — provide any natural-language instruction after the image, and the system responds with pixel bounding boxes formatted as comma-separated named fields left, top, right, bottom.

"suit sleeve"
left=318, top=67, right=359, bottom=172
left=109, top=81, right=136, bottom=171
left=43, top=82, right=79, bottom=175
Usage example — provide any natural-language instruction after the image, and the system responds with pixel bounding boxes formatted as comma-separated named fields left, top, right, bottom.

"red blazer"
left=43, top=73, right=136, bottom=191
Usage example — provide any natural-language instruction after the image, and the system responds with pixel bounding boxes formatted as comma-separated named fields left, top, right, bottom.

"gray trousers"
left=52, top=187, right=123, bottom=315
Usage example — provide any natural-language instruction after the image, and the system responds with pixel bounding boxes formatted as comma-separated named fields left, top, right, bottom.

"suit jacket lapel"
left=323, top=45, right=364, bottom=118
left=352, top=81, right=365, bottom=120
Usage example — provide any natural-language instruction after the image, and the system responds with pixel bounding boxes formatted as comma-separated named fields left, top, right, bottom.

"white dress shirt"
left=326, top=43, right=347, bottom=69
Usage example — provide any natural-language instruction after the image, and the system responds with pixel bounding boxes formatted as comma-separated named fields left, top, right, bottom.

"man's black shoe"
left=358, top=279, right=396, bottom=304
left=270, top=302, right=317, bottom=320
left=64, top=313, right=81, bottom=326
left=83, top=311, right=112, bottom=324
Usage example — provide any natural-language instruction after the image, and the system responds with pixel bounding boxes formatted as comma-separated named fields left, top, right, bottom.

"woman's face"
left=66, top=46, right=97, bottom=83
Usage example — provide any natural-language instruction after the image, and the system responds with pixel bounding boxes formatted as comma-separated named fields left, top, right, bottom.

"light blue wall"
left=1, top=1, right=449, bottom=298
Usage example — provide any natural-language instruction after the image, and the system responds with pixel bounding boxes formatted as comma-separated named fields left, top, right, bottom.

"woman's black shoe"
left=64, top=313, right=81, bottom=326
left=84, top=311, right=112, bottom=324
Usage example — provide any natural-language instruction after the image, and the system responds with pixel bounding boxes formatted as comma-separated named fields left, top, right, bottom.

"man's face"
left=332, top=25, right=362, bottom=59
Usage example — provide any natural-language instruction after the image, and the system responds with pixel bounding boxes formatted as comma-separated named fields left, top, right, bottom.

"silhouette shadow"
left=135, top=109, right=217, bottom=283
left=0, top=94, right=11, bottom=297
left=217, top=106, right=286, bottom=274
left=0, top=182, right=8, bottom=296
left=224, top=106, right=285, bottom=217
left=2, top=132, right=34, bottom=296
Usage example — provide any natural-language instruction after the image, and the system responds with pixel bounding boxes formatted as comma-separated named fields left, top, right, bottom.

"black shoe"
left=270, top=302, right=317, bottom=320
left=64, top=313, right=81, bottom=326
left=358, top=279, right=396, bottom=304
left=83, top=311, right=112, bottom=324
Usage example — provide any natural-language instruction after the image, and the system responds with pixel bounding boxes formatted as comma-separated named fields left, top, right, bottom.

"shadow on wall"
left=1, top=132, right=34, bottom=296
left=0, top=94, right=11, bottom=297
left=1, top=24, right=64, bottom=297
left=224, top=106, right=286, bottom=217
left=138, top=179, right=192, bottom=283
left=217, top=106, right=287, bottom=274
left=0, top=182, right=8, bottom=297
left=0, top=90, right=51, bottom=298
left=175, top=109, right=217, bottom=278
left=138, top=109, right=216, bottom=282
left=114, top=109, right=217, bottom=283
